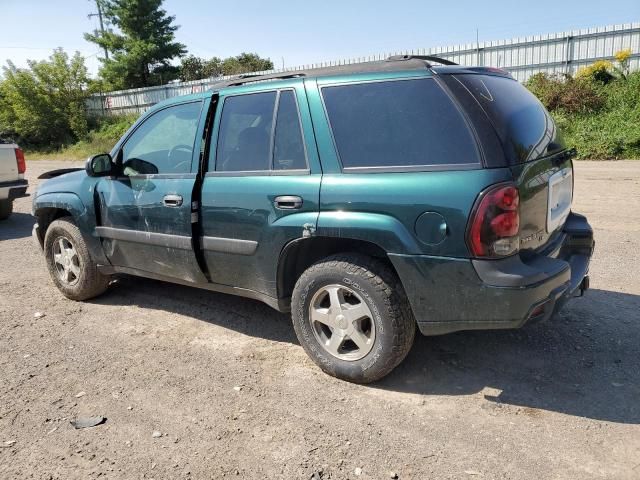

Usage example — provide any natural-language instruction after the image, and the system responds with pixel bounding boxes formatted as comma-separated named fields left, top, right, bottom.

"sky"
left=0, top=0, right=638, bottom=77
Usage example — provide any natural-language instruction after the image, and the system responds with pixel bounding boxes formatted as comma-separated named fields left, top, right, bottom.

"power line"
left=0, top=46, right=56, bottom=50
left=87, top=0, right=109, bottom=60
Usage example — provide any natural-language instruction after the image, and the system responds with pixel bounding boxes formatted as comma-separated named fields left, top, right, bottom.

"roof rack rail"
left=224, top=72, right=306, bottom=87
left=387, top=54, right=458, bottom=66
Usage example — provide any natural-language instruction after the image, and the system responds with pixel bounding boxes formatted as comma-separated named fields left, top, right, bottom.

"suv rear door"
left=199, top=80, right=321, bottom=297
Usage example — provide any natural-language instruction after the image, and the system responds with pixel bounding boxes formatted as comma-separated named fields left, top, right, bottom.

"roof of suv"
left=206, top=56, right=513, bottom=91
left=151, top=57, right=437, bottom=110
left=151, top=56, right=514, bottom=110
left=211, top=57, right=432, bottom=89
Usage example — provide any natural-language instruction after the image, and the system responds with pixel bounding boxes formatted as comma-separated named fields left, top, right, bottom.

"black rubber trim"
left=473, top=254, right=569, bottom=288
left=200, top=236, right=258, bottom=255
left=563, top=212, right=594, bottom=239
left=0, top=178, right=27, bottom=188
left=95, top=226, right=192, bottom=250
left=38, top=168, right=83, bottom=180
left=8, top=186, right=29, bottom=200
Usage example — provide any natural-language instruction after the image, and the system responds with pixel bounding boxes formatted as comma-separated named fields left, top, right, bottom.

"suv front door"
left=95, top=100, right=208, bottom=283
left=200, top=82, right=321, bottom=298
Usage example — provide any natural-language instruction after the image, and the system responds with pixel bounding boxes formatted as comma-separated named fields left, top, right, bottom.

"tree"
left=221, top=53, right=273, bottom=76
left=0, top=49, right=90, bottom=147
left=179, top=55, right=222, bottom=82
left=179, top=53, right=273, bottom=82
left=85, top=0, right=186, bottom=90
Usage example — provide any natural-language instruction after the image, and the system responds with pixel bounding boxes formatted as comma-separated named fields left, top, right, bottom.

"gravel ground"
left=1, top=160, right=639, bottom=480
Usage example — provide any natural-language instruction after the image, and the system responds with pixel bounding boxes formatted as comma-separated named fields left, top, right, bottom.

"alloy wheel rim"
left=309, top=284, right=376, bottom=361
left=52, top=236, right=81, bottom=286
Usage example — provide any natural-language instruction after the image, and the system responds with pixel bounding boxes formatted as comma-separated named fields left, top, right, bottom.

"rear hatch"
left=0, top=143, right=20, bottom=183
left=447, top=73, right=573, bottom=253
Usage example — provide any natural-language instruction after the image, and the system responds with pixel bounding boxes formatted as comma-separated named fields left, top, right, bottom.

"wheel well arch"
left=276, top=236, right=401, bottom=303
left=34, top=207, right=73, bottom=247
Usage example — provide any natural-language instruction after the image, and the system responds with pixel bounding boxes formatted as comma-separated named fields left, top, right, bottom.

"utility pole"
left=88, top=0, right=109, bottom=60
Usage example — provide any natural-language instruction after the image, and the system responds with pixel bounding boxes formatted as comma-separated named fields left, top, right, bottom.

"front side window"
left=214, top=90, right=307, bottom=172
left=321, top=78, right=480, bottom=169
left=122, top=101, right=202, bottom=175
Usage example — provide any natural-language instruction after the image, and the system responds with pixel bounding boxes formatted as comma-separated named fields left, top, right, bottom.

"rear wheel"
left=291, top=253, right=415, bottom=383
left=44, top=217, right=110, bottom=300
left=0, top=199, right=13, bottom=220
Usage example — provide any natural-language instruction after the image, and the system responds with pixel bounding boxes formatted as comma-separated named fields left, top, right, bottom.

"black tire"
left=291, top=253, right=416, bottom=383
left=0, top=199, right=12, bottom=220
left=44, top=217, right=110, bottom=301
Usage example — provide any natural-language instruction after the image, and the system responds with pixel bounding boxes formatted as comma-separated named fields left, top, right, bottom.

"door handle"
left=274, top=195, right=303, bottom=210
left=163, top=194, right=183, bottom=207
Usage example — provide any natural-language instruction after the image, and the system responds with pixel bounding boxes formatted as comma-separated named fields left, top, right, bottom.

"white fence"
left=87, top=22, right=640, bottom=116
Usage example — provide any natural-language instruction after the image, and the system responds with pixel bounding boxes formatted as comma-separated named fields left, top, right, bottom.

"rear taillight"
left=15, top=148, right=26, bottom=174
left=467, top=183, right=520, bottom=258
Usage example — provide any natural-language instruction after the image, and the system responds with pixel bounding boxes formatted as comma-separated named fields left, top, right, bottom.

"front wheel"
left=291, top=253, right=416, bottom=383
left=44, top=217, right=110, bottom=301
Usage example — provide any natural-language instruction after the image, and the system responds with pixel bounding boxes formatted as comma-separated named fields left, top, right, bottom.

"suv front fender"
left=33, top=192, right=109, bottom=265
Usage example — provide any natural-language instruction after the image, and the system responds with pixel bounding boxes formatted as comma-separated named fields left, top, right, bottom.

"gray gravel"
left=0, top=160, right=639, bottom=479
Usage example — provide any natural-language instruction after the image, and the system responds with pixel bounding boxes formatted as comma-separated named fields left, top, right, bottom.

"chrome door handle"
left=163, top=194, right=183, bottom=207
left=274, top=195, right=303, bottom=210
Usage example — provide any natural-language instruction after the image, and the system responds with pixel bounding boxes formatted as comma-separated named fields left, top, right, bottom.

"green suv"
left=32, top=56, right=594, bottom=383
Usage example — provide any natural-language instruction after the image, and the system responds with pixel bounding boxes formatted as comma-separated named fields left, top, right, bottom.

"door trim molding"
left=96, top=226, right=192, bottom=250
left=200, top=236, right=258, bottom=255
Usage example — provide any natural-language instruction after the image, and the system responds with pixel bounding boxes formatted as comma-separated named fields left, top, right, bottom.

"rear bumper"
left=390, top=212, right=594, bottom=336
left=0, top=179, right=29, bottom=201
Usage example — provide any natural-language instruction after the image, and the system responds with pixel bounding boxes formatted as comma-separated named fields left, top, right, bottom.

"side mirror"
left=86, top=153, right=113, bottom=177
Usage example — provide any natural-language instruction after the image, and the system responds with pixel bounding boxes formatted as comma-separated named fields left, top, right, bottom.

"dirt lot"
left=1, top=160, right=639, bottom=480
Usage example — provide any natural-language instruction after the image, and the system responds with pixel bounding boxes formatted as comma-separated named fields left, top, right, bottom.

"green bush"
left=0, top=49, right=90, bottom=148
left=25, top=113, right=137, bottom=160
left=526, top=73, right=603, bottom=114
left=542, top=72, right=640, bottom=159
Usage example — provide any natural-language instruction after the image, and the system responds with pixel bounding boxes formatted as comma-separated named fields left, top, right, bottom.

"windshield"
left=454, top=74, right=566, bottom=164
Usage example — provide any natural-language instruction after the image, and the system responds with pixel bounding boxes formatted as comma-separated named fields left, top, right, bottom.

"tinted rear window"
left=216, top=92, right=276, bottom=172
left=273, top=90, right=306, bottom=170
left=454, top=74, right=565, bottom=163
left=321, top=78, right=480, bottom=169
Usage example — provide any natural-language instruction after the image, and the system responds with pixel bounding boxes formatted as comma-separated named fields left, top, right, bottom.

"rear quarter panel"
left=318, top=169, right=511, bottom=256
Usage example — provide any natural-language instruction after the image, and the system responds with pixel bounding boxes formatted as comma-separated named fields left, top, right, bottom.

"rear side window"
left=454, top=74, right=565, bottom=163
left=273, top=91, right=306, bottom=170
left=214, top=90, right=307, bottom=172
left=216, top=92, right=276, bottom=172
left=321, top=78, right=480, bottom=169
